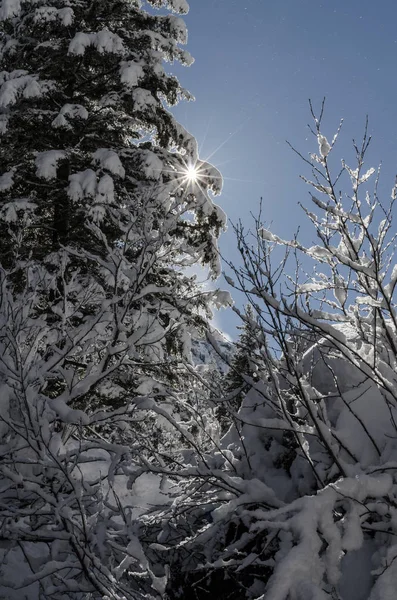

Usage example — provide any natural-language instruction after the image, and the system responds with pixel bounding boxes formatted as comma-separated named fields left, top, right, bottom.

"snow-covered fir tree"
left=0, top=1, right=229, bottom=597
left=225, top=305, right=260, bottom=396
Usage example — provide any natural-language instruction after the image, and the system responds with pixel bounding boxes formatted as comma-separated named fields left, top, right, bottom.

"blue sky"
left=169, top=0, right=397, bottom=337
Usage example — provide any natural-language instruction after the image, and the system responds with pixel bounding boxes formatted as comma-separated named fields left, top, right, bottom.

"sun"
left=184, top=163, right=199, bottom=184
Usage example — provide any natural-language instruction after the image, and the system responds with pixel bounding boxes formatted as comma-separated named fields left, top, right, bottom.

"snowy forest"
left=1, top=1, right=397, bottom=599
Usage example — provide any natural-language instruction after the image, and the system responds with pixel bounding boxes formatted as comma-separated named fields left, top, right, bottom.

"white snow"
left=60, top=103, right=88, bottom=119
left=359, top=167, right=376, bottom=184
left=139, top=150, right=163, bottom=180
left=49, top=398, right=89, bottom=424
left=1, top=198, right=36, bottom=222
left=96, top=174, right=115, bottom=204
left=68, top=169, right=115, bottom=220
left=259, top=228, right=283, bottom=243
left=0, top=0, right=21, bottom=20
left=0, top=113, right=8, bottom=134
left=0, top=37, right=19, bottom=57
left=211, top=289, right=234, bottom=309
left=308, top=244, right=332, bottom=260
left=0, top=72, right=55, bottom=107
left=333, top=274, right=347, bottom=306
left=35, top=150, right=66, bottom=180
left=68, top=169, right=97, bottom=201
left=68, top=30, right=125, bottom=56
left=33, top=6, right=74, bottom=26
left=120, top=60, right=144, bottom=87
left=51, top=113, right=69, bottom=129
left=52, top=104, right=88, bottom=128
left=369, top=544, right=397, bottom=600
left=168, top=16, right=188, bottom=44
left=0, top=169, right=14, bottom=191
left=93, top=149, right=125, bottom=178
left=191, top=332, right=233, bottom=375
left=0, top=546, right=40, bottom=599
left=168, top=0, right=189, bottom=13
left=133, top=88, right=158, bottom=111
left=179, top=48, right=194, bottom=66
left=318, top=134, right=331, bottom=158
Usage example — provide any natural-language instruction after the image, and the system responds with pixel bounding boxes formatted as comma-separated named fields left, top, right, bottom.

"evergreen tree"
left=0, top=1, right=227, bottom=597
left=212, top=304, right=262, bottom=431
left=225, top=304, right=260, bottom=397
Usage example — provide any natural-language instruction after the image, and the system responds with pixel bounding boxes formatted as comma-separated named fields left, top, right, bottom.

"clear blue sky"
left=169, top=0, right=397, bottom=337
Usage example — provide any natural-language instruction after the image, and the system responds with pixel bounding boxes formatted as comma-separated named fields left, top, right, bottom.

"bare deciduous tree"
left=167, top=104, right=397, bottom=600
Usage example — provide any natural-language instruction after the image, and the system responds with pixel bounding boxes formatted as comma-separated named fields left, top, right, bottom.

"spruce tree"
left=0, top=1, right=227, bottom=597
left=216, top=304, right=262, bottom=431
left=225, top=304, right=259, bottom=395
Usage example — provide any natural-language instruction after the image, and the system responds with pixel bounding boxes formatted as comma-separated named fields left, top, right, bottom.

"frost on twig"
left=174, top=105, right=397, bottom=599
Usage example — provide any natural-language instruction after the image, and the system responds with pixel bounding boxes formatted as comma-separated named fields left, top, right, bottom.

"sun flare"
left=184, top=163, right=199, bottom=184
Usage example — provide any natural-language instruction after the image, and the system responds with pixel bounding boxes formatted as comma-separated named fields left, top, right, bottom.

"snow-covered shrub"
left=165, top=104, right=397, bottom=600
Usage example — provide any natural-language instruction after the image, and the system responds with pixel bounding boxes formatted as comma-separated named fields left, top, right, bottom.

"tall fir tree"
left=222, top=304, right=261, bottom=408
left=0, top=1, right=228, bottom=597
